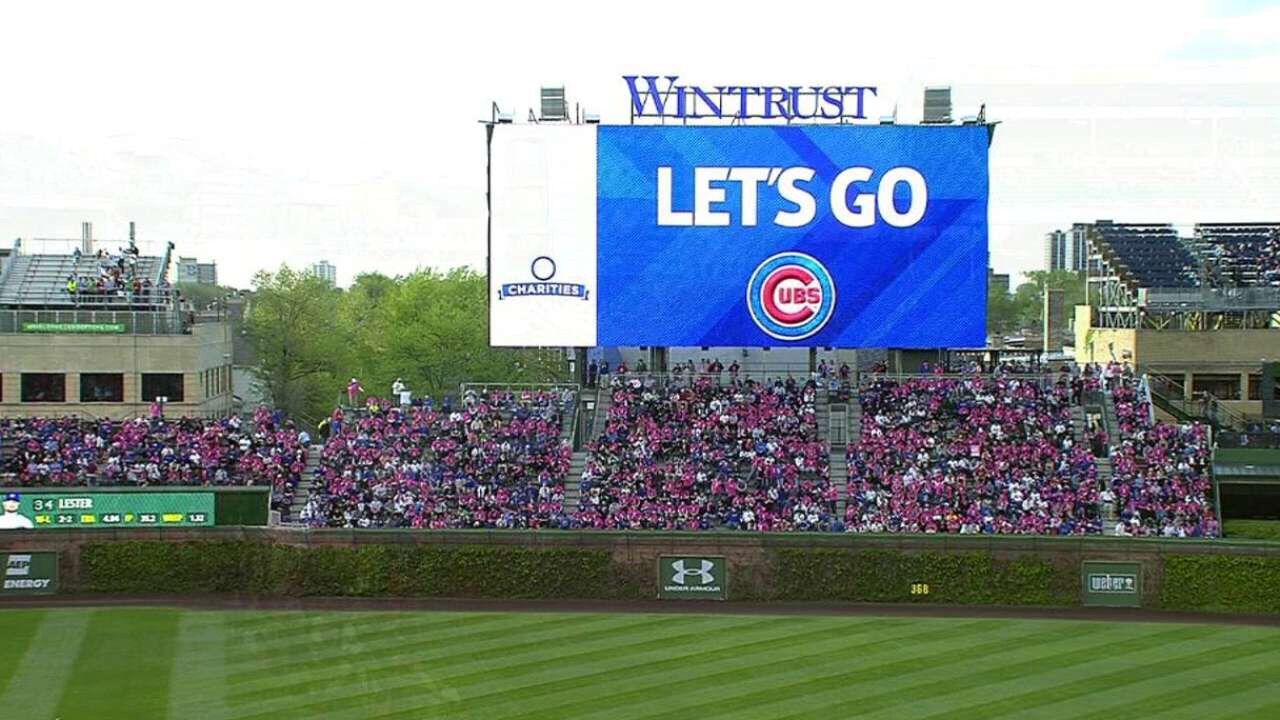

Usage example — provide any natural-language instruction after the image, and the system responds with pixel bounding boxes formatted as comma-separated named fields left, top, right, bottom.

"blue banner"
left=595, top=125, right=988, bottom=347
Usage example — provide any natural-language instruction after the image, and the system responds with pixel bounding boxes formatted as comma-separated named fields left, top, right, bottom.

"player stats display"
left=489, top=123, right=989, bottom=348
left=0, top=490, right=215, bottom=529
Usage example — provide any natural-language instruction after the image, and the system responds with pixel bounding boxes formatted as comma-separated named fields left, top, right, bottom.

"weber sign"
left=1082, top=561, right=1142, bottom=608
left=1, top=552, right=58, bottom=596
left=658, top=556, right=727, bottom=600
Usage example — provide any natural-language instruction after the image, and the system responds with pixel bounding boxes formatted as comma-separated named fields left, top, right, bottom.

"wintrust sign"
left=625, top=76, right=877, bottom=120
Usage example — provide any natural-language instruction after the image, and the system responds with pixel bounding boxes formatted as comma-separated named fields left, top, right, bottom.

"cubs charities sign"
left=658, top=555, right=727, bottom=600
left=488, top=123, right=989, bottom=347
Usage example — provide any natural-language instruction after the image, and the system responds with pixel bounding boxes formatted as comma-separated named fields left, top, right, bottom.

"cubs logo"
left=746, top=252, right=835, bottom=341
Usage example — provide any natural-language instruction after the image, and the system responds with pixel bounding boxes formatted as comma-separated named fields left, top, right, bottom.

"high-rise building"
left=309, top=260, right=337, bottom=286
left=988, top=267, right=1011, bottom=295
left=176, top=256, right=218, bottom=285
left=1044, top=229, right=1087, bottom=272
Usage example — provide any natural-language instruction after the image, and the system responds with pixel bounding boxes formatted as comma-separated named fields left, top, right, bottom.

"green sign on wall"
left=658, top=555, right=727, bottom=600
left=1082, top=561, right=1142, bottom=608
left=20, top=322, right=126, bottom=333
left=1, top=552, right=58, bottom=595
left=1, top=490, right=215, bottom=529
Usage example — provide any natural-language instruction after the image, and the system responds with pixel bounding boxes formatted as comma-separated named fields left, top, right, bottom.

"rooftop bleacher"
left=0, top=248, right=173, bottom=310
left=1194, top=223, right=1280, bottom=289
left=1090, top=222, right=1200, bottom=290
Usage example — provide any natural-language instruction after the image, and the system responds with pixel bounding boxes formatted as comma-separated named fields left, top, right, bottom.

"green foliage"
left=174, top=282, right=240, bottom=310
left=770, top=549, right=1078, bottom=606
left=78, top=541, right=638, bottom=599
left=244, top=266, right=348, bottom=421
left=1224, top=520, right=1280, bottom=541
left=988, top=269, right=1085, bottom=337
left=1161, top=554, right=1280, bottom=613
left=245, top=265, right=568, bottom=421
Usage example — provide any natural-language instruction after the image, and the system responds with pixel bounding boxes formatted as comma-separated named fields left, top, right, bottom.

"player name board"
left=0, top=491, right=215, bottom=529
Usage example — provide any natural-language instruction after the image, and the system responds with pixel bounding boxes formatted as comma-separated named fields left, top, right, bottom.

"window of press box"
left=1248, top=374, right=1261, bottom=401
left=141, top=373, right=185, bottom=403
left=1191, top=374, right=1240, bottom=401
left=80, top=373, right=124, bottom=402
left=21, top=373, right=66, bottom=402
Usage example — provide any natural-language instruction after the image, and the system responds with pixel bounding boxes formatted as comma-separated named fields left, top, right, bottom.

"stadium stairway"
left=286, top=443, right=324, bottom=525
left=565, top=452, right=586, bottom=514
left=1099, top=390, right=1123, bottom=535
left=564, top=385, right=612, bottom=517
left=1070, top=404, right=1088, bottom=447
left=1096, top=455, right=1118, bottom=535
left=839, top=395, right=863, bottom=520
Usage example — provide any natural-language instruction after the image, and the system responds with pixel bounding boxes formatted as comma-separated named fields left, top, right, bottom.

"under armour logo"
left=670, top=559, right=715, bottom=585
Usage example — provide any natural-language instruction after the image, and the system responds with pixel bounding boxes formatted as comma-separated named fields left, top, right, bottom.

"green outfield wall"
left=1, top=529, right=1278, bottom=614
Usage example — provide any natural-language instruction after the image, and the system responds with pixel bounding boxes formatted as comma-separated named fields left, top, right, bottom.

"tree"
left=245, top=265, right=569, bottom=421
left=989, top=270, right=1085, bottom=337
left=175, top=282, right=240, bottom=310
left=244, top=266, right=346, bottom=421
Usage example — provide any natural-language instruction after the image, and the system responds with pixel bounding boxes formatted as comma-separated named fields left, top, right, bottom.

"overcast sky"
left=2, top=0, right=1278, bottom=288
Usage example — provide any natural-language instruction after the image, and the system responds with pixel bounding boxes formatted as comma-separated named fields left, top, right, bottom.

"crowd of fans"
left=1205, top=233, right=1280, bottom=288
left=0, top=407, right=307, bottom=517
left=63, top=245, right=172, bottom=306
left=301, top=389, right=572, bottom=529
left=845, top=374, right=1102, bottom=534
left=0, top=361, right=1229, bottom=538
left=576, top=374, right=836, bottom=531
left=1109, top=376, right=1219, bottom=538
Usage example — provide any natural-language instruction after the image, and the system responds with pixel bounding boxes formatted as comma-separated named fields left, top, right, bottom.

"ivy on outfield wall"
left=1160, top=555, right=1280, bottom=614
left=80, top=542, right=647, bottom=599
left=770, top=549, right=1079, bottom=606
left=73, top=542, right=1280, bottom=614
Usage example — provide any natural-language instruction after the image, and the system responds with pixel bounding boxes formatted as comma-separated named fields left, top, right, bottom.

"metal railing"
left=0, top=308, right=188, bottom=335
left=1146, top=371, right=1251, bottom=430
left=7, top=288, right=178, bottom=309
left=1217, top=432, right=1280, bottom=450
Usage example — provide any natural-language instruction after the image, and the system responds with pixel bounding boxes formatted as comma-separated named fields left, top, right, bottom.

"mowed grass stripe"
left=1222, top=697, right=1280, bottom=720
left=169, top=612, right=234, bottom=720
left=1069, top=661, right=1280, bottom=720
left=360, top=614, right=921, bottom=717
left=227, top=615, right=793, bottom=720
left=227, top=612, right=681, bottom=705
left=632, top=619, right=1124, bottom=720
left=0, top=610, right=45, bottom=693
left=1159, top=676, right=1280, bottom=720
left=899, top=628, right=1271, bottom=720
left=366, top=619, right=1002, bottom=720
left=227, top=611, right=519, bottom=666
left=864, top=625, right=1232, bottom=720
left=226, top=607, right=645, bottom=691
left=743, top=620, right=1194, bottom=720
left=227, top=610, right=385, bottom=638
left=56, top=608, right=180, bottom=720
left=0, top=609, right=85, bottom=720
left=229, top=611, right=425, bottom=653
left=226, top=612, right=536, bottom=682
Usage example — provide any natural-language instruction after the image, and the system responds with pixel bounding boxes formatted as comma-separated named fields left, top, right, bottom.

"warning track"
left=2, top=594, right=1277, bottom=627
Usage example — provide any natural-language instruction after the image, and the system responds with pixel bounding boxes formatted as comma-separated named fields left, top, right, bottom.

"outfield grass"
left=0, top=609, right=1278, bottom=719
left=1224, top=519, right=1280, bottom=542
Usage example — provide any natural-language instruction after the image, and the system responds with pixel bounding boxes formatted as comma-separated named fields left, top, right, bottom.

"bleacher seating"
left=845, top=374, right=1101, bottom=535
left=0, top=252, right=172, bottom=308
left=576, top=374, right=836, bottom=531
left=303, top=391, right=573, bottom=529
left=1109, top=376, right=1219, bottom=537
left=1090, top=222, right=1200, bottom=289
left=0, top=409, right=307, bottom=517
left=1194, top=223, right=1280, bottom=288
